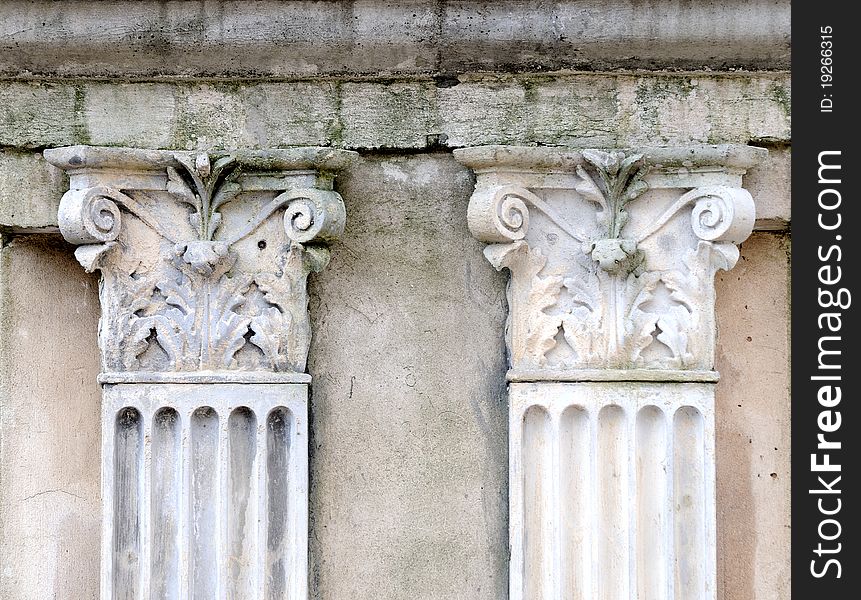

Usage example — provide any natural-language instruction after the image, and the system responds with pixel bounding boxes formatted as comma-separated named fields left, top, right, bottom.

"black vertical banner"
left=792, top=4, right=860, bottom=597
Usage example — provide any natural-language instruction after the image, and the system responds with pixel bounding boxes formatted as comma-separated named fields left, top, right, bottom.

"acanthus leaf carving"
left=579, top=149, right=648, bottom=239
left=484, top=241, right=564, bottom=368
left=460, top=145, right=763, bottom=374
left=624, top=269, right=663, bottom=367
left=560, top=268, right=604, bottom=365
left=48, top=146, right=355, bottom=376
left=521, top=249, right=564, bottom=368
left=248, top=243, right=329, bottom=372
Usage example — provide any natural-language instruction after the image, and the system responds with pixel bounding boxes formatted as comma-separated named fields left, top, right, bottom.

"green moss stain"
left=769, top=82, right=792, bottom=119
left=521, top=78, right=540, bottom=105
left=72, top=85, right=91, bottom=145
left=170, top=84, right=195, bottom=150
left=634, top=77, right=694, bottom=131
left=328, top=82, right=345, bottom=146
left=637, top=76, right=698, bottom=103
left=633, top=76, right=707, bottom=143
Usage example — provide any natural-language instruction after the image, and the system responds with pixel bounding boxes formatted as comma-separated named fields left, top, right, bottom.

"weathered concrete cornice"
left=0, top=0, right=790, bottom=79
left=0, top=70, right=791, bottom=231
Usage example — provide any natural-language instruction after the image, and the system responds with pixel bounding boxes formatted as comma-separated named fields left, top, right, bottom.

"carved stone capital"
left=455, top=144, right=766, bottom=378
left=458, top=144, right=766, bottom=600
left=46, top=145, right=357, bottom=377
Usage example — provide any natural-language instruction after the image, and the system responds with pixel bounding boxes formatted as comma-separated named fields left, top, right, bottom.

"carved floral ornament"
left=454, top=144, right=766, bottom=378
left=45, top=146, right=357, bottom=378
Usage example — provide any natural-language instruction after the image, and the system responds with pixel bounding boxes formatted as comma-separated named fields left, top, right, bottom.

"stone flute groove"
left=47, top=145, right=355, bottom=600
left=457, top=145, right=764, bottom=600
left=102, top=386, right=308, bottom=599
left=509, top=384, right=715, bottom=600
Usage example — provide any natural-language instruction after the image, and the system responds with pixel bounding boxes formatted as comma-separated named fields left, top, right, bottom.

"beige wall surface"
left=0, top=155, right=790, bottom=599
left=0, top=235, right=102, bottom=599
left=716, top=232, right=791, bottom=600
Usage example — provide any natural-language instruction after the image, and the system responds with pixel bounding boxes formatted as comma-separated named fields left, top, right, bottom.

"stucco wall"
left=0, top=1, right=790, bottom=598
left=715, top=232, right=791, bottom=599
left=1, top=156, right=790, bottom=599
left=0, top=235, right=102, bottom=598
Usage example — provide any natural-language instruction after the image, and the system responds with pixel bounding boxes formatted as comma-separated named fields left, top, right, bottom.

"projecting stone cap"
left=455, top=144, right=766, bottom=379
left=45, top=145, right=357, bottom=173
left=45, top=145, right=357, bottom=190
left=46, top=145, right=356, bottom=378
left=455, top=144, right=766, bottom=187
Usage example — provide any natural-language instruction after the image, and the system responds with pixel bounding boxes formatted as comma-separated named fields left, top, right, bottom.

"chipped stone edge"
left=43, top=145, right=359, bottom=175
left=453, top=144, right=768, bottom=173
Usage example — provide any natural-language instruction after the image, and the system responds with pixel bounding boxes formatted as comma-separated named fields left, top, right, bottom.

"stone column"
left=45, top=145, right=356, bottom=600
left=455, top=145, right=766, bottom=600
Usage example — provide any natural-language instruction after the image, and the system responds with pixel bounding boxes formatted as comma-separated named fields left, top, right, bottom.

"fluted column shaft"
left=456, top=144, right=766, bottom=600
left=46, top=145, right=356, bottom=600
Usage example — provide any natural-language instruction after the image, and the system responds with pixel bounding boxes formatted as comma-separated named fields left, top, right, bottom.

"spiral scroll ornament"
left=466, top=186, right=534, bottom=243
left=688, top=186, right=755, bottom=243
left=57, top=186, right=128, bottom=245
left=496, top=193, right=530, bottom=239
left=280, top=189, right=347, bottom=244
left=635, top=184, right=756, bottom=245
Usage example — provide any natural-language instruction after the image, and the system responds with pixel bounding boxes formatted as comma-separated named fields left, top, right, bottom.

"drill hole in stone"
left=258, top=240, right=267, bottom=250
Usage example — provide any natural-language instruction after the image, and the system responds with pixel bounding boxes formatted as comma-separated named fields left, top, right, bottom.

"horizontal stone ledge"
left=0, top=73, right=791, bottom=150
left=0, top=144, right=791, bottom=231
left=44, top=145, right=359, bottom=175
left=507, top=369, right=721, bottom=383
left=454, top=144, right=767, bottom=173
left=98, top=371, right=313, bottom=385
left=0, top=0, right=790, bottom=79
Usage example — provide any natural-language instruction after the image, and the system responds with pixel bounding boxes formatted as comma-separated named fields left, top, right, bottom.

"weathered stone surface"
left=744, top=144, right=791, bottom=230
left=307, top=154, right=510, bottom=600
left=0, top=154, right=789, bottom=600
left=340, top=81, right=437, bottom=149
left=0, top=81, right=78, bottom=147
left=0, top=235, right=101, bottom=600
left=715, top=232, right=791, bottom=600
left=0, top=0, right=790, bottom=78
left=82, top=84, right=178, bottom=149
left=0, top=74, right=791, bottom=151
left=460, top=145, right=762, bottom=600
left=0, top=150, right=68, bottom=228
